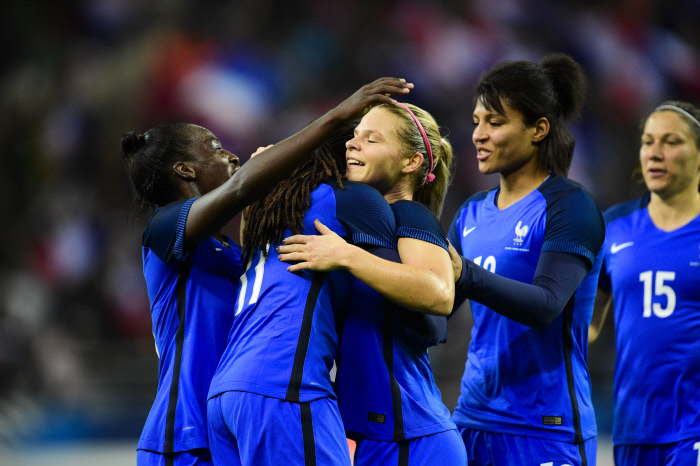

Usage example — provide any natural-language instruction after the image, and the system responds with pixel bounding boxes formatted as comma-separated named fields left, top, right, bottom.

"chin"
left=346, top=172, right=363, bottom=183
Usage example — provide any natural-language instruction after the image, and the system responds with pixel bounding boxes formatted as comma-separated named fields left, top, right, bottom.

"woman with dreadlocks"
left=122, top=77, right=412, bottom=466
left=206, top=123, right=401, bottom=465
left=276, top=102, right=467, bottom=465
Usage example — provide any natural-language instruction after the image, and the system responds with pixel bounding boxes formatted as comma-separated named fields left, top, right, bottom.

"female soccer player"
left=121, top=77, right=413, bottom=466
left=277, top=102, right=467, bottom=465
left=206, top=125, right=402, bottom=466
left=447, top=54, right=604, bottom=465
left=589, top=101, right=700, bottom=465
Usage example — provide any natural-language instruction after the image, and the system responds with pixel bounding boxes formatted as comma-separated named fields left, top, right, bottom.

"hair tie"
left=395, top=102, right=435, bottom=183
left=654, top=105, right=700, bottom=130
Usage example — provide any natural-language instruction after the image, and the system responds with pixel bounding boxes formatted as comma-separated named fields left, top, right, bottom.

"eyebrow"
left=474, top=110, right=506, bottom=119
left=354, top=128, right=381, bottom=137
left=642, top=131, right=684, bottom=138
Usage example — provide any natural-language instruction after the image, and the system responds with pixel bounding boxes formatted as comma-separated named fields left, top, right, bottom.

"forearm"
left=342, top=245, right=453, bottom=316
left=456, top=251, right=589, bottom=329
left=183, top=77, right=413, bottom=245
left=184, top=116, right=340, bottom=244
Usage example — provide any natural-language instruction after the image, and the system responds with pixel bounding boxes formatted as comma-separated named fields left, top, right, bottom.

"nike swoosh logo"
left=463, top=226, right=476, bottom=237
left=610, top=242, right=634, bottom=254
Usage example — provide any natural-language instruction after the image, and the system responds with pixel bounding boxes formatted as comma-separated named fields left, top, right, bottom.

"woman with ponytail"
left=590, top=101, right=700, bottom=465
left=447, top=54, right=604, bottom=464
left=121, top=78, right=413, bottom=466
left=277, top=102, right=467, bottom=465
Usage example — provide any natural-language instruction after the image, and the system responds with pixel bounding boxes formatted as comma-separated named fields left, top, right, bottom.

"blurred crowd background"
left=1, top=0, right=699, bottom=462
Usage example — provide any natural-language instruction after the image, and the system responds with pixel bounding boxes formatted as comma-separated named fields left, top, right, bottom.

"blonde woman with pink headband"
left=278, top=101, right=467, bottom=465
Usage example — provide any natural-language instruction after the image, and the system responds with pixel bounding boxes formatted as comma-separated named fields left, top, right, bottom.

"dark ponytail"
left=120, top=131, right=147, bottom=159
left=120, top=123, right=198, bottom=216
left=474, top=53, right=588, bottom=176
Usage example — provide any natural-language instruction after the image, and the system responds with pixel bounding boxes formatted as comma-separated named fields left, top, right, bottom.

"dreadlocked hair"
left=241, top=141, right=346, bottom=266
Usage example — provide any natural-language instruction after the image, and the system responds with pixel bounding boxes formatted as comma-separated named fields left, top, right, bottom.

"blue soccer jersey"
left=448, top=175, right=604, bottom=443
left=138, top=199, right=243, bottom=454
left=208, top=180, right=396, bottom=404
left=600, top=193, right=700, bottom=445
left=336, top=200, right=456, bottom=443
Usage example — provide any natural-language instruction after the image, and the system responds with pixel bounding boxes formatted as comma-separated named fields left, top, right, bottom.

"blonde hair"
left=374, top=103, right=454, bottom=216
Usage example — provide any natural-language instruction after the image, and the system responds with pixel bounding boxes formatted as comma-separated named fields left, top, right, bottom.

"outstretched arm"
left=184, top=78, right=413, bottom=246
left=454, top=251, right=590, bottom=329
left=277, top=220, right=454, bottom=316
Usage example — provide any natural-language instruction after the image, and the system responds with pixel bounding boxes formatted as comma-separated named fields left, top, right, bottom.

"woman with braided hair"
left=206, top=123, right=403, bottom=465
left=121, top=77, right=412, bottom=466
left=276, top=101, right=467, bottom=465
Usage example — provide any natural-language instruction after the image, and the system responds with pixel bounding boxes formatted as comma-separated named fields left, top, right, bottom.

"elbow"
left=410, top=289, right=452, bottom=316
left=528, top=308, right=560, bottom=330
left=429, top=285, right=454, bottom=317
left=434, top=296, right=453, bottom=316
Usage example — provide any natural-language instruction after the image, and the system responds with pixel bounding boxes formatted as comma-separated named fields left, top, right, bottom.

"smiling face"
left=345, top=107, right=410, bottom=194
left=472, top=99, right=540, bottom=177
left=640, top=111, right=700, bottom=199
left=189, top=125, right=240, bottom=195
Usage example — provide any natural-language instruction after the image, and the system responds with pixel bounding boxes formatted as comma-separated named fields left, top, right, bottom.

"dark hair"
left=240, top=125, right=352, bottom=265
left=474, top=53, right=588, bottom=176
left=120, top=123, right=199, bottom=215
left=650, top=100, right=700, bottom=147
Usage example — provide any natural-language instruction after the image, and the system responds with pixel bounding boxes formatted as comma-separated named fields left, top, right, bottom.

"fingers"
left=278, top=251, right=304, bottom=262
left=281, top=234, right=311, bottom=245
left=369, top=78, right=413, bottom=94
left=250, top=144, right=274, bottom=158
left=314, top=219, right=333, bottom=235
left=286, top=263, right=306, bottom=273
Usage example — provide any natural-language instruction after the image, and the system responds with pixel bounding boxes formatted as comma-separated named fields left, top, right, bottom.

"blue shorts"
left=459, top=426, right=596, bottom=466
left=207, top=391, right=351, bottom=466
left=353, top=429, right=467, bottom=465
left=136, top=448, right=212, bottom=466
left=614, top=438, right=700, bottom=466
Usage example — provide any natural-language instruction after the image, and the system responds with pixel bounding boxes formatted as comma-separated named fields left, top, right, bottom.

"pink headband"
left=395, top=102, right=435, bottom=183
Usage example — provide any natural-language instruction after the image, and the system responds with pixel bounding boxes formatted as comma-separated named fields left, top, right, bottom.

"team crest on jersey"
left=513, top=221, right=529, bottom=243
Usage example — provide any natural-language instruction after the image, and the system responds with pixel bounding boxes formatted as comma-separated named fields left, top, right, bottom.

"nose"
left=472, top=122, right=487, bottom=145
left=346, top=136, right=359, bottom=151
left=228, top=152, right=240, bottom=165
left=641, top=141, right=662, bottom=161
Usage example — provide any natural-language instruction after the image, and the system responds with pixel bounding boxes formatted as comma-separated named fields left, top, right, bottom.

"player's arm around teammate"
left=123, top=77, right=413, bottom=466
left=278, top=103, right=455, bottom=317
left=447, top=54, right=603, bottom=466
left=279, top=102, right=468, bottom=466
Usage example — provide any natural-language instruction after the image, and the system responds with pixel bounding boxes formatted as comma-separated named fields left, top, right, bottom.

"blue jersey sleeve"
left=394, top=306, right=448, bottom=347
left=391, top=200, right=448, bottom=252
left=539, top=179, right=605, bottom=267
left=388, top=200, right=449, bottom=346
left=453, top=179, right=603, bottom=329
left=598, top=255, right=611, bottom=292
left=331, top=180, right=397, bottom=250
left=598, top=194, right=650, bottom=293
left=142, top=198, right=196, bottom=264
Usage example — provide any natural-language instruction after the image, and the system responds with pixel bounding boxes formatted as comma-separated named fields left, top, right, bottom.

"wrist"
left=336, top=243, right=358, bottom=270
